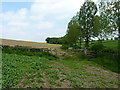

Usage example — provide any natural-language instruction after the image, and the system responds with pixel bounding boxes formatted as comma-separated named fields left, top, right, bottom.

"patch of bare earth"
left=41, top=72, right=51, bottom=88
left=83, top=66, right=119, bottom=88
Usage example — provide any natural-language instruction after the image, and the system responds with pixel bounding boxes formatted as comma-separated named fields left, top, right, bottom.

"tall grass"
left=89, top=42, right=119, bottom=73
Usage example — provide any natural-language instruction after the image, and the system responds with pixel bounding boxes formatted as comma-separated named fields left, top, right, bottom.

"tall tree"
left=110, top=0, right=120, bottom=61
left=92, top=15, right=101, bottom=39
left=98, top=0, right=120, bottom=62
left=79, top=0, right=97, bottom=48
left=65, top=15, right=80, bottom=47
left=109, top=0, right=120, bottom=39
left=98, top=1, right=115, bottom=40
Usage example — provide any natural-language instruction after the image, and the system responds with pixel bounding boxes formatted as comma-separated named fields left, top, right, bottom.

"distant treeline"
left=45, top=37, right=63, bottom=44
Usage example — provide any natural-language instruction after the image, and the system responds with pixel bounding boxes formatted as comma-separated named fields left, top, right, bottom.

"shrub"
left=73, top=45, right=80, bottom=49
left=90, top=42, right=105, bottom=52
left=61, top=45, right=69, bottom=50
left=90, top=42, right=106, bottom=57
left=90, top=42, right=118, bottom=61
left=76, top=52, right=86, bottom=59
left=2, top=45, right=58, bottom=60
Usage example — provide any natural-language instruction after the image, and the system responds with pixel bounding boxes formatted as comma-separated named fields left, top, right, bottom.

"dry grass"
left=0, top=38, right=62, bottom=50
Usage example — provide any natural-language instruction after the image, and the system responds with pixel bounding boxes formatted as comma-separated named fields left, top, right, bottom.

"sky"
left=0, top=0, right=99, bottom=42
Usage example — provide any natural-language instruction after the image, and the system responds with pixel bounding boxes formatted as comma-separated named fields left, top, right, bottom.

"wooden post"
left=84, top=49, right=87, bottom=55
left=55, top=48, right=57, bottom=55
left=50, top=48, right=52, bottom=54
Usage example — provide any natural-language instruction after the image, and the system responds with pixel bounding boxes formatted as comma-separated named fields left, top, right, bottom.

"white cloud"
left=33, top=22, right=54, bottom=29
left=1, top=0, right=99, bottom=42
left=0, top=25, right=2, bottom=37
left=31, top=0, right=85, bottom=18
left=1, top=0, right=35, bottom=2
left=3, top=8, right=28, bottom=22
left=8, top=22, right=29, bottom=27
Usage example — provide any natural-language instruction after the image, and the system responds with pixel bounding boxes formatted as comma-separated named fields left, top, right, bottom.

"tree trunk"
left=85, top=37, right=89, bottom=49
left=79, top=37, right=82, bottom=49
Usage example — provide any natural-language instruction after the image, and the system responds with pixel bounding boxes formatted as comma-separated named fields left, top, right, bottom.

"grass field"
left=77, top=40, right=118, bottom=51
left=102, top=40, right=118, bottom=51
left=90, top=40, right=118, bottom=51
left=2, top=53, right=119, bottom=88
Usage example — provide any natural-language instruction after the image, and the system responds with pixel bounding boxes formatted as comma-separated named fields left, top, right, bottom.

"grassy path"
left=47, top=59, right=118, bottom=88
left=2, top=53, right=119, bottom=88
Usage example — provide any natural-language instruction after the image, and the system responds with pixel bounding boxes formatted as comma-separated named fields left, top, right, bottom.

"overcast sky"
left=0, top=0, right=99, bottom=42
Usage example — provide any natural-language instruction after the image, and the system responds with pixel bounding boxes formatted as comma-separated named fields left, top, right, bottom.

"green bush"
left=89, top=42, right=119, bottom=73
left=90, top=42, right=118, bottom=60
left=73, top=45, right=80, bottom=49
left=76, top=52, right=86, bottom=59
left=61, top=45, right=69, bottom=50
left=2, top=45, right=58, bottom=60
left=90, top=42, right=105, bottom=52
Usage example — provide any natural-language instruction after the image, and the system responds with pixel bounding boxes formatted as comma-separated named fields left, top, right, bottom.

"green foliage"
left=2, top=45, right=58, bottom=60
left=2, top=52, right=119, bottom=88
left=74, top=51, right=118, bottom=73
left=72, top=44, right=81, bottom=49
left=92, top=15, right=101, bottom=38
left=79, top=1, right=98, bottom=48
left=90, top=42, right=105, bottom=52
left=60, top=45, right=69, bottom=50
left=109, top=1, right=119, bottom=34
left=2, top=53, right=50, bottom=88
left=47, top=1, right=119, bottom=50
left=102, top=40, right=118, bottom=51
left=62, top=1, right=98, bottom=49
left=65, top=14, right=80, bottom=46
left=90, top=41, right=118, bottom=59
left=45, top=37, right=63, bottom=44
left=61, top=13, right=83, bottom=49
left=76, top=52, right=86, bottom=59
left=97, top=1, right=114, bottom=40
left=90, top=57, right=119, bottom=73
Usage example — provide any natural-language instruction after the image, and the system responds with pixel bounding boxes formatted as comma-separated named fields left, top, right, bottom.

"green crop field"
left=2, top=53, right=50, bottom=88
left=2, top=52, right=119, bottom=88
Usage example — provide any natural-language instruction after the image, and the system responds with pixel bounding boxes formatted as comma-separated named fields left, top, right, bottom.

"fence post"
left=50, top=48, right=52, bottom=54
left=55, top=48, right=57, bottom=55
